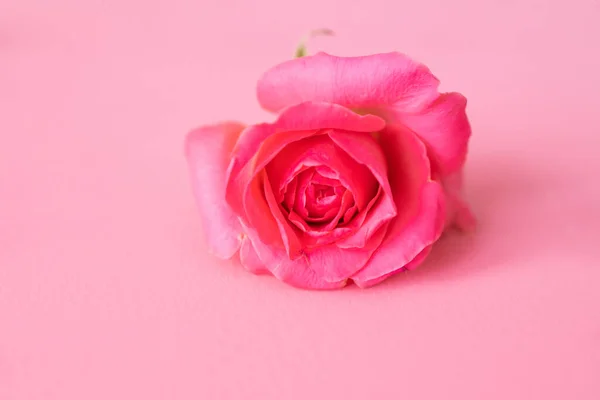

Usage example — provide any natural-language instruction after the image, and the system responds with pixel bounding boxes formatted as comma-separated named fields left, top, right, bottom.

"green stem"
left=294, top=28, right=335, bottom=58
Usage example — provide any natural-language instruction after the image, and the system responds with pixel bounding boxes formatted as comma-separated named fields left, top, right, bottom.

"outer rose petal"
left=240, top=221, right=347, bottom=290
left=257, top=52, right=471, bottom=178
left=239, top=236, right=268, bottom=274
left=353, top=246, right=432, bottom=288
left=351, top=126, right=446, bottom=284
left=257, top=52, right=439, bottom=114
left=393, top=92, right=472, bottom=176
left=185, top=122, right=245, bottom=259
left=306, top=224, right=388, bottom=283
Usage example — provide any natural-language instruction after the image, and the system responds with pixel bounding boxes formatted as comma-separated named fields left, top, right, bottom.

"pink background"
left=1, top=0, right=599, bottom=398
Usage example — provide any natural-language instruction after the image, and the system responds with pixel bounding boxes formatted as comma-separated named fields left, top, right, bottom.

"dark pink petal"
left=262, top=171, right=303, bottom=258
left=353, top=182, right=445, bottom=283
left=336, top=186, right=381, bottom=232
left=242, top=174, right=285, bottom=248
left=341, top=204, right=358, bottom=224
left=292, top=223, right=354, bottom=248
left=185, top=122, right=245, bottom=259
left=328, top=130, right=397, bottom=248
left=240, top=221, right=347, bottom=290
left=310, top=173, right=340, bottom=187
left=293, top=169, right=315, bottom=220
left=315, top=166, right=338, bottom=179
left=304, top=208, right=340, bottom=225
left=282, top=178, right=297, bottom=211
left=227, top=128, right=314, bottom=219
left=351, top=126, right=446, bottom=283
left=327, top=130, right=391, bottom=198
left=305, top=183, right=342, bottom=218
left=305, top=224, right=388, bottom=282
left=226, top=102, right=385, bottom=218
left=267, top=134, right=377, bottom=211
left=336, top=188, right=395, bottom=249
left=288, top=189, right=355, bottom=247
left=257, top=52, right=439, bottom=114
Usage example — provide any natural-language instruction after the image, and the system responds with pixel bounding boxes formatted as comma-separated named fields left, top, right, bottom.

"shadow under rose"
left=375, top=155, right=580, bottom=288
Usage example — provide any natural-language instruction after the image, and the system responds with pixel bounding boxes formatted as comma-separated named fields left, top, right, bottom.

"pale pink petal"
left=394, top=92, right=472, bottom=176
left=351, top=126, right=446, bottom=283
left=239, top=236, right=268, bottom=274
left=257, top=52, right=439, bottom=114
left=352, top=246, right=432, bottom=288
left=185, top=122, right=245, bottom=259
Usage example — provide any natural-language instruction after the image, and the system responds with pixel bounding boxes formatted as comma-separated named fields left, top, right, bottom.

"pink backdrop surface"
left=1, top=0, right=599, bottom=399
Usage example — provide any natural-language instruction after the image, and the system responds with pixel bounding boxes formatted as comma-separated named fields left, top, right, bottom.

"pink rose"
left=185, top=52, right=474, bottom=289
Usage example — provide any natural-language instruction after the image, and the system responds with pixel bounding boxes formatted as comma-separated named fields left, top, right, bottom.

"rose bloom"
left=185, top=52, right=474, bottom=289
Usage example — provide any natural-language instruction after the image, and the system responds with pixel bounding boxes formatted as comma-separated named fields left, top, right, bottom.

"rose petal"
left=185, top=122, right=245, bottom=259
left=257, top=52, right=471, bottom=178
left=226, top=102, right=385, bottom=218
left=394, top=92, right=471, bottom=176
left=305, top=223, right=389, bottom=282
left=328, top=130, right=397, bottom=248
left=243, top=173, right=285, bottom=248
left=257, top=52, right=440, bottom=114
left=334, top=185, right=381, bottom=235
left=336, top=188, right=394, bottom=249
left=288, top=189, right=355, bottom=247
left=351, top=126, right=446, bottom=283
left=352, top=246, right=432, bottom=288
left=240, top=235, right=269, bottom=274
left=305, top=183, right=342, bottom=218
left=282, top=177, right=298, bottom=211
left=341, top=203, right=358, bottom=224
left=262, top=171, right=303, bottom=258
left=240, top=221, right=347, bottom=290
left=267, top=134, right=377, bottom=211
left=293, top=168, right=315, bottom=220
